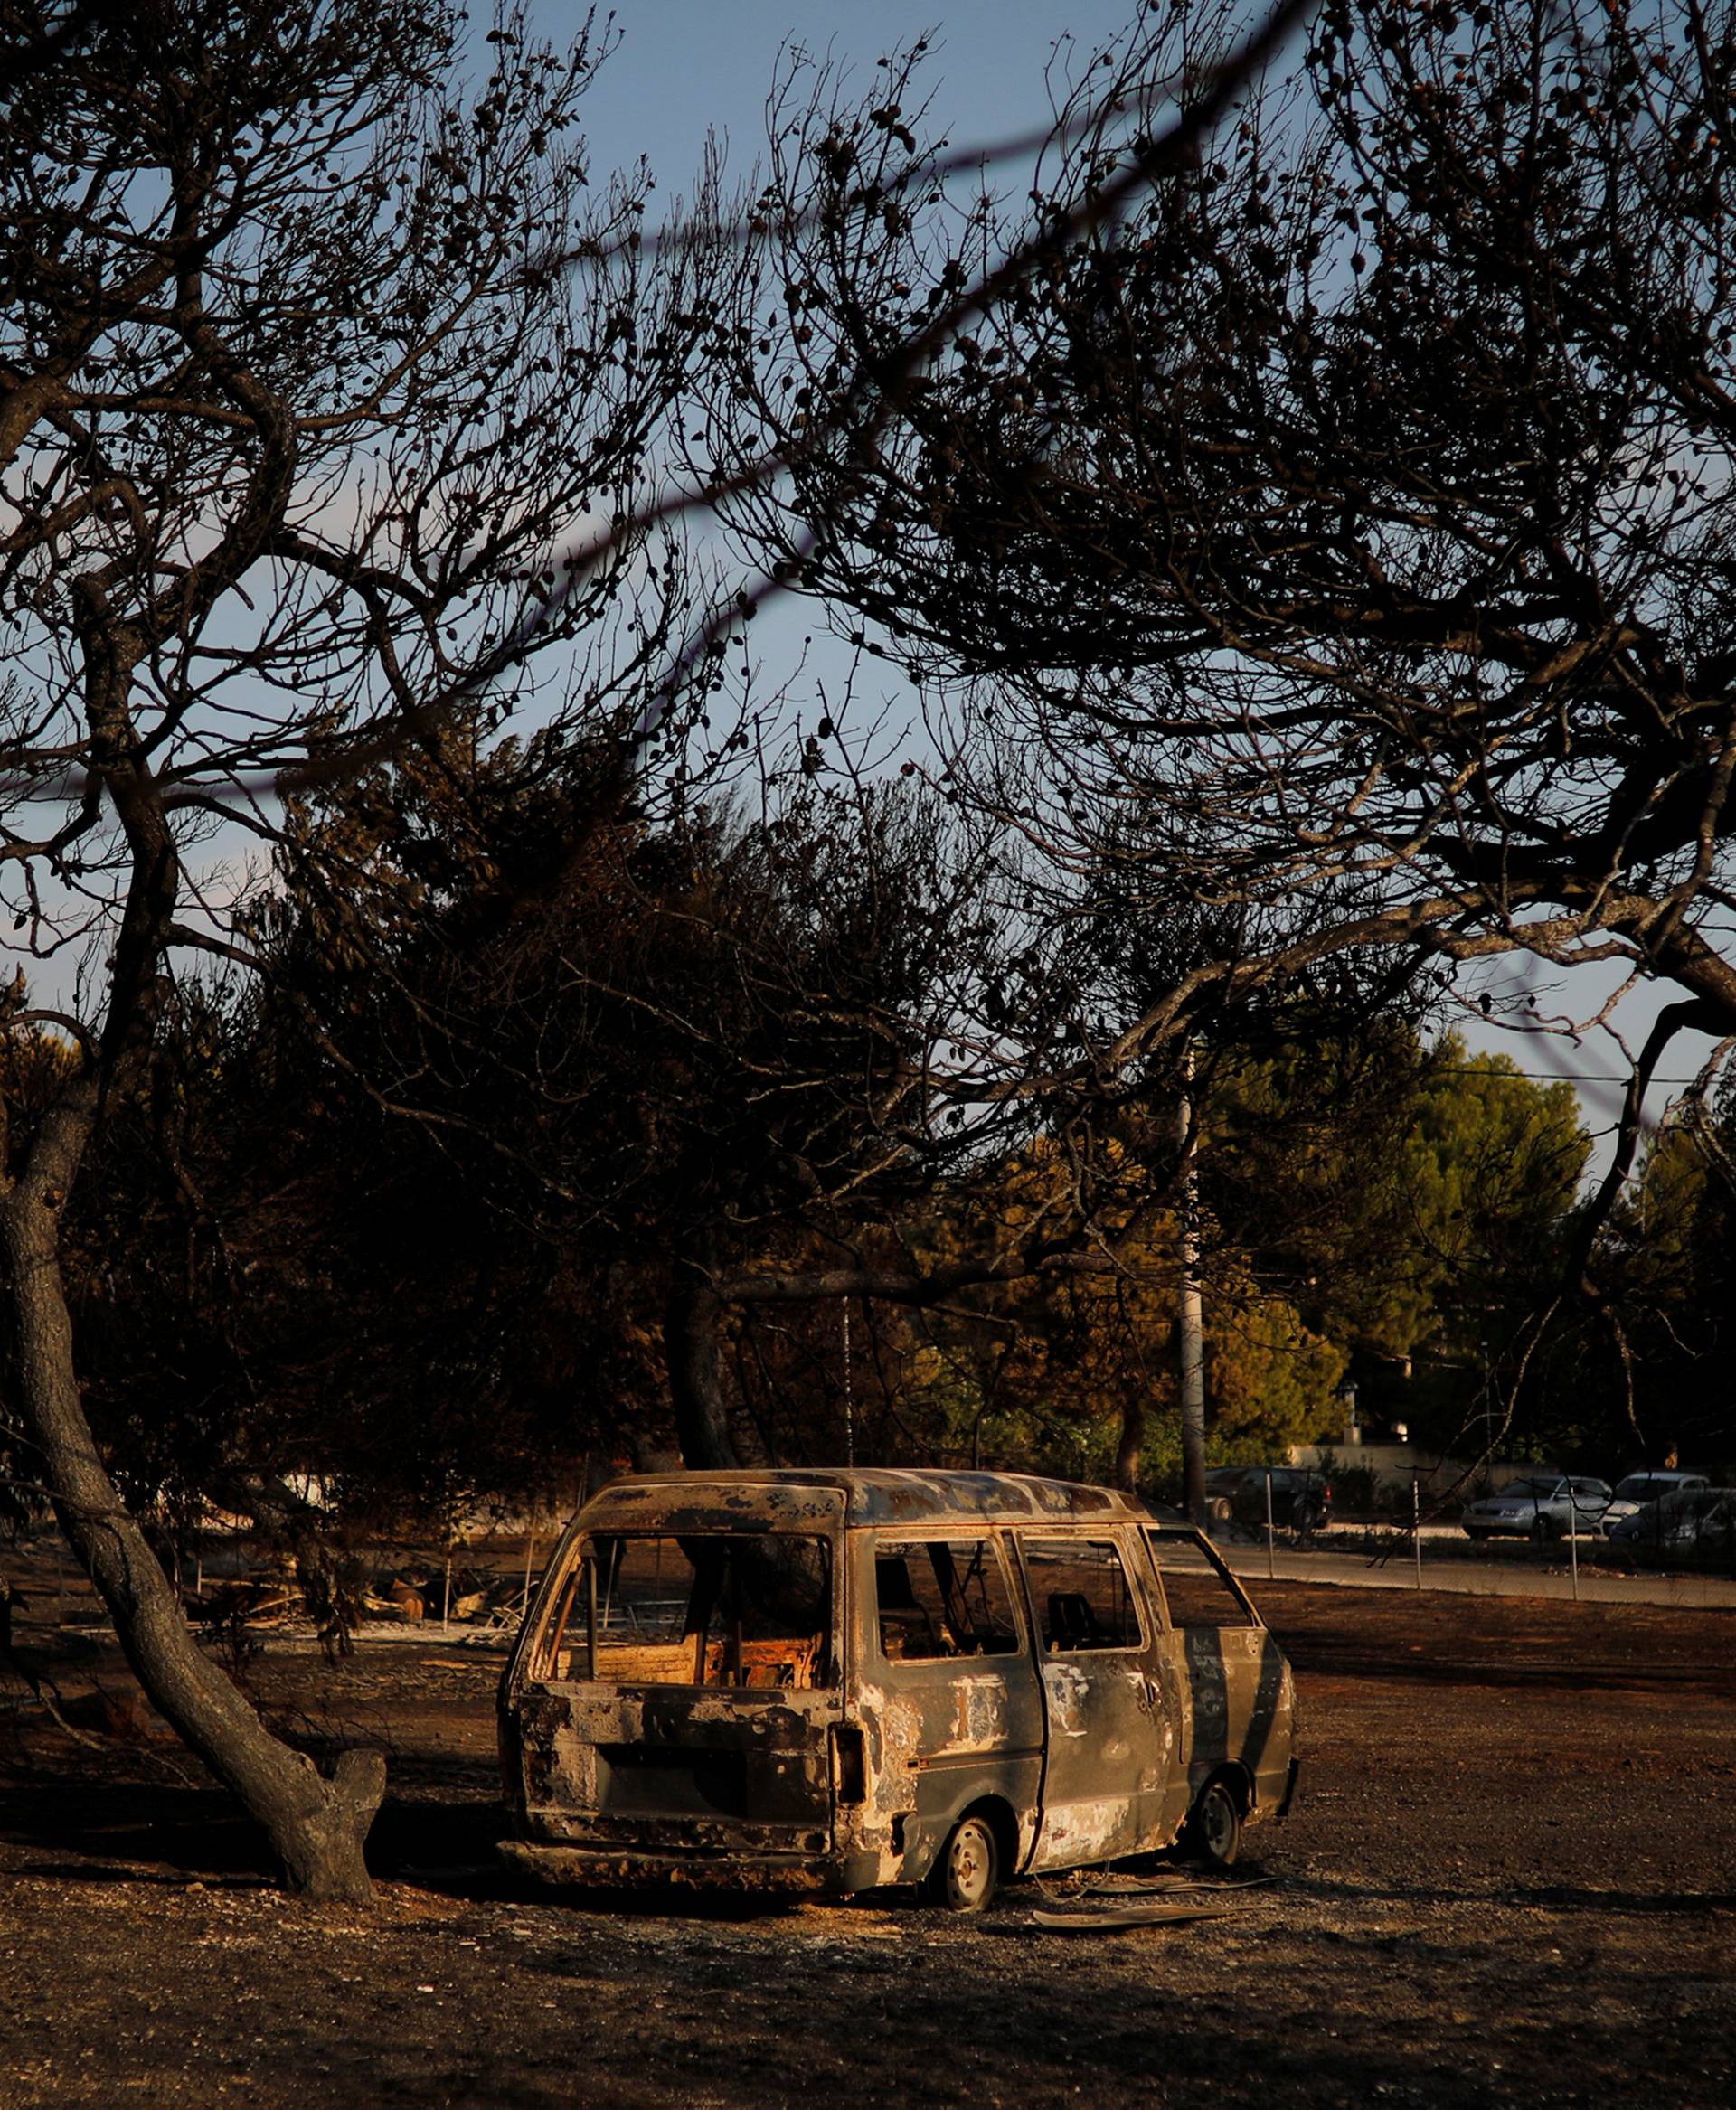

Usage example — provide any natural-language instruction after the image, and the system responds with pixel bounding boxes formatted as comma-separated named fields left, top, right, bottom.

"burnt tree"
left=0, top=0, right=725, bottom=1898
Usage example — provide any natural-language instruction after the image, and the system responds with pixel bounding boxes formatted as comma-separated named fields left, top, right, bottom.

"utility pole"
left=842, top=1298, right=854, bottom=1468
left=1177, top=1044, right=1207, bottom=1525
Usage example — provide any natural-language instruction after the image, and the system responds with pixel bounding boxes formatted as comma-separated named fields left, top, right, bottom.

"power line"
left=1433, top=1068, right=1708, bottom=1085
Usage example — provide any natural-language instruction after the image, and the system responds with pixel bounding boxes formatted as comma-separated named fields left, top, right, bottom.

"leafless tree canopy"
left=4, top=0, right=736, bottom=924
left=712, top=0, right=1736, bottom=1126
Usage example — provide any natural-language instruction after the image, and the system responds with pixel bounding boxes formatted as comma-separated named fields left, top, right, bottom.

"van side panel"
left=847, top=1529, right=1046, bottom=1882
left=1145, top=1522, right=1298, bottom=1825
left=1020, top=1526, right=1181, bottom=1870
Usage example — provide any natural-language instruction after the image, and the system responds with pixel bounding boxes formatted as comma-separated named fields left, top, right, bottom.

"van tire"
left=1184, top=1778, right=1242, bottom=1870
left=926, top=1813, right=999, bottom=1913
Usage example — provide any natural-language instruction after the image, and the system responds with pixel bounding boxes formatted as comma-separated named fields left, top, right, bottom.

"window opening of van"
left=538, top=1534, right=834, bottom=1689
left=1145, top=1527, right=1258, bottom=1627
left=1022, top=1537, right=1143, bottom=1652
left=873, top=1537, right=1020, bottom=1661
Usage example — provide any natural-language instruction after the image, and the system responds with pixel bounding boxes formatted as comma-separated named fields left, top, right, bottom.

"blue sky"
left=529, top=2, right=1147, bottom=200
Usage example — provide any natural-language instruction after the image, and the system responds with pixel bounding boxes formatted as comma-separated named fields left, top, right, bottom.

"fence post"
left=1413, top=1478, right=1423, bottom=1591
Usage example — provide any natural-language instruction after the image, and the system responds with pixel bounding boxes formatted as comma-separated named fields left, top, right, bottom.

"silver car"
left=1460, top=1474, right=1613, bottom=1543
left=1599, top=1471, right=1710, bottom=1537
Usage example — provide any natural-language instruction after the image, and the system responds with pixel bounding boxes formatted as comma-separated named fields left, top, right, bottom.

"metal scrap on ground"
left=1027, top=1867, right=1273, bottom=1929
left=1028, top=1899, right=1239, bottom=1931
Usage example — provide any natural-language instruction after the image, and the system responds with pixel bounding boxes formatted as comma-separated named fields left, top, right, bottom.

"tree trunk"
left=0, top=1185, right=385, bottom=1903
left=664, top=1236, right=739, bottom=1469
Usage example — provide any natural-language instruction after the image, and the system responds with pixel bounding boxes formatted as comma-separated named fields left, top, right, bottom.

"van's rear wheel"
left=927, top=1813, right=999, bottom=1912
left=1184, top=1778, right=1242, bottom=1870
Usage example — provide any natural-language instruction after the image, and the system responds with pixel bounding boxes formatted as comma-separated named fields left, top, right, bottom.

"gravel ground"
left=1, top=1576, right=1731, bottom=2107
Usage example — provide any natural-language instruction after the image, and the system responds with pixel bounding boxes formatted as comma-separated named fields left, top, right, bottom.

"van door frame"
left=853, top=1524, right=1047, bottom=1883
left=1010, top=1521, right=1178, bottom=1871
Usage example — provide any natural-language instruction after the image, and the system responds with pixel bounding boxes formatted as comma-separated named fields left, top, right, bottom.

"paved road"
left=1215, top=1534, right=1736, bottom=1609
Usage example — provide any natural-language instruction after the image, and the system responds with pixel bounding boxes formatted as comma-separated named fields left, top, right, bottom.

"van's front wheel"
left=926, top=1813, right=999, bottom=1912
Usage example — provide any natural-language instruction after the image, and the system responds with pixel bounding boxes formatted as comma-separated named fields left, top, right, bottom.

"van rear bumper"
left=500, top=1838, right=886, bottom=1897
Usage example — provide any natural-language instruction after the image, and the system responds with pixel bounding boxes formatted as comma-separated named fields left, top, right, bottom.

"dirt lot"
left=2, top=1573, right=1732, bottom=2108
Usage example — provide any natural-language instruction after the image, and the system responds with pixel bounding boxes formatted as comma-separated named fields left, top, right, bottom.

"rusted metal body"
left=497, top=1469, right=1297, bottom=1898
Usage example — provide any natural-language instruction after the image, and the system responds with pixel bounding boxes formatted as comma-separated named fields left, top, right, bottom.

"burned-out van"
left=498, top=1469, right=1297, bottom=1909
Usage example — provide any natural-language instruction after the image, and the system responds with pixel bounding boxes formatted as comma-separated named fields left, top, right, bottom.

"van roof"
left=579, top=1467, right=1145, bottom=1531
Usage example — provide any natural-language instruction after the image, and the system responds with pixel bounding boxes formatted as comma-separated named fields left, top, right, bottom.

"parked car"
left=499, top=1468, right=1299, bottom=1910
left=1609, top=1486, right=1736, bottom=1572
left=1460, top=1474, right=1613, bottom=1542
left=1203, top=1467, right=1250, bottom=1522
left=1599, top=1471, right=1711, bottom=1538
left=1205, top=1466, right=1331, bottom=1534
